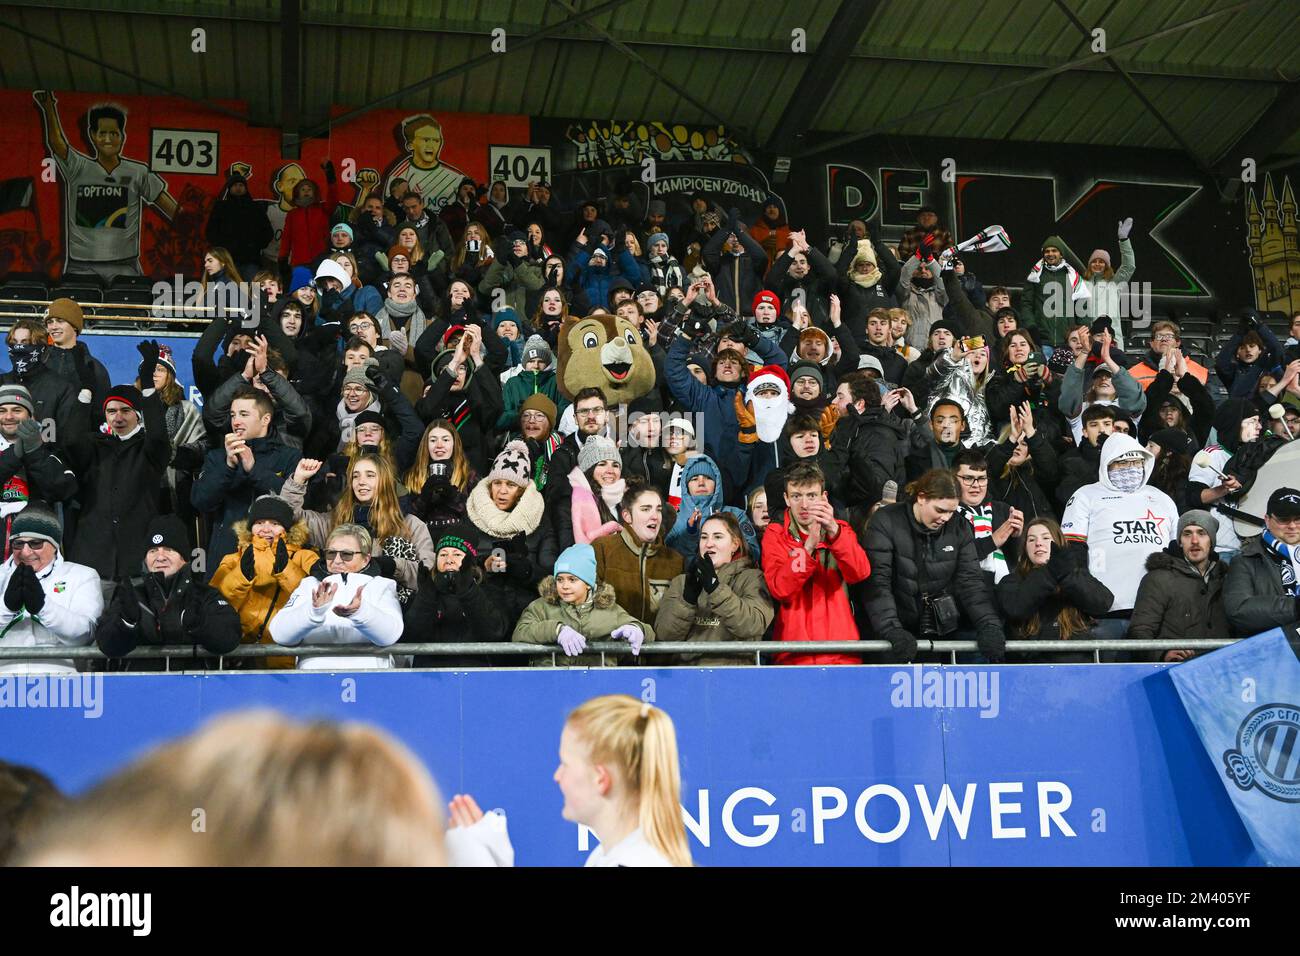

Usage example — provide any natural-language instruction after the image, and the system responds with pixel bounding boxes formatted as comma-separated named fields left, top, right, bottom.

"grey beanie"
left=577, top=435, right=620, bottom=474
left=1177, top=510, right=1217, bottom=549
left=341, top=358, right=378, bottom=394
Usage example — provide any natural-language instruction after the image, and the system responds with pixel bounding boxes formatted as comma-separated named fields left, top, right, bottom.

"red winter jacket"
left=761, top=513, right=870, bottom=665
left=279, top=178, right=340, bottom=267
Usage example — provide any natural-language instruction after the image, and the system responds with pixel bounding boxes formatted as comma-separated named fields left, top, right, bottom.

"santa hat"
left=745, top=365, right=790, bottom=401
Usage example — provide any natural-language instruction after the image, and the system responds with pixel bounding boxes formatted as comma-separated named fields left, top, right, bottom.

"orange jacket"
left=1129, top=357, right=1209, bottom=391
left=761, top=513, right=870, bottom=665
left=211, top=528, right=319, bottom=668
left=749, top=220, right=791, bottom=273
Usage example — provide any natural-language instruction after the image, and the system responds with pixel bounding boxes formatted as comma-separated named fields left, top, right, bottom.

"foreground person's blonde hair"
left=22, top=711, right=446, bottom=866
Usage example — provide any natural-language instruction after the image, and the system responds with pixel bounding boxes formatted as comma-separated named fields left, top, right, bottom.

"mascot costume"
left=555, top=313, right=657, bottom=407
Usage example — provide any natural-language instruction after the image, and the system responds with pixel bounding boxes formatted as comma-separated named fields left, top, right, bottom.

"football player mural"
left=33, top=90, right=179, bottom=281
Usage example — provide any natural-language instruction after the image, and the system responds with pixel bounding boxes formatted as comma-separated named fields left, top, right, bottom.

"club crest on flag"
left=1223, top=703, right=1300, bottom=803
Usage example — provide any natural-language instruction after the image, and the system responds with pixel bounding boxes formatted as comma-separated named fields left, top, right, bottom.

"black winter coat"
left=42, top=344, right=111, bottom=413
left=0, top=440, right=77, bottom=555
left=1128, top=548, right=1229, bottom=659
left=985, top=432, right=1060, bottom=521
left=468, top=521, right=556, bottom=628
left=862, top=500, right=1000, bottom=638
left=1223, top=534, right=1299, bottom=638
left=620, top=444, right=675, bottom=502
left=0, top=367, right=90, bottom=468
left=401, top=565, right=507, bottom=666
left=97, top=568, right=242, bottom=669
left=826, top=405, right=907, bottom=521
left=996, top=553, right=1114, bottom=663
left=67, top=394, right=172, bottom=580
left=414, top=365, right=504, bottom=478
left=191, top=435, right=302, bottom=575
left=205, top=193, right=274, bottom=267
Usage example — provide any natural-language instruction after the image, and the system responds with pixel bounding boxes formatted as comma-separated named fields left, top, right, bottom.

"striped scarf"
left=1026, top=258, right=1090, bottom=301
left=1262, top=531, right=1299, bottom=597
left=960, top=503, right=1009, bottom=583
left=786, top=513, right=839, bottom=575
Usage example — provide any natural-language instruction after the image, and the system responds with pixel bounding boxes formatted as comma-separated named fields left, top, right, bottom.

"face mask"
left=1108, top=462, right=1145, bottom=493
left=8, top=343, right=44, bottom=378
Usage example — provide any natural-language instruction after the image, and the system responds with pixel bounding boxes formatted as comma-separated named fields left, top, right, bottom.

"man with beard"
left=1020, top=235, right=1090, bottom=347
left=544, top=387, right=609, bottom=504
left=896, top=239, right=948, bottom=352
left=1224, top=487, right=1300, bottom=637
left=1129, top=511, right=1230, bottom=660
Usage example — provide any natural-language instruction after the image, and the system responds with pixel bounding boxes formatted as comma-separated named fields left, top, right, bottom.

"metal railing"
left=0, top=638, right=1240, bottom=669
left=0, top=297, right=248, bottom=329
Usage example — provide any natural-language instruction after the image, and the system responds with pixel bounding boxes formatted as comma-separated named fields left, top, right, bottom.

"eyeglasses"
left=520, top=412, right=549, bottom=424
left=348, top=323, right=374, bottom=333
left=1152, top=333, right=1177, bottom=342
left=10, top=539, right=48, bottom=552
left=576, top=407, right=606, bottom=418
left=324, top=549, right=360, bottom=562
left=955, top=474, right=988, bottom=485
left=342, top=386, right=370, bottom=396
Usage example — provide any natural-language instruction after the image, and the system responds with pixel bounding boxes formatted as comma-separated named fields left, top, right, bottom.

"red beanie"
left=752, top=290, right=781, bottom=314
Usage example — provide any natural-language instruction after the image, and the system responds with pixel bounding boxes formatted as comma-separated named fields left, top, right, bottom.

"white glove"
left=1117, top=217, right=1133, bottom=240
left=387, top=329, right=409, bottom=354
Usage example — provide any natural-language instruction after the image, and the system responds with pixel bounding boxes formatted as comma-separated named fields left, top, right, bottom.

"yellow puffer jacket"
left=211, top=523, right=319, bottom=669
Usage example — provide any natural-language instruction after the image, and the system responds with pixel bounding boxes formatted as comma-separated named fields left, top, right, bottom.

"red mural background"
left=0, top=89, right=529, bottom=280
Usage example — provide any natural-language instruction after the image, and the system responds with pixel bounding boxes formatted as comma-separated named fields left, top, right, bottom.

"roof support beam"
left=1052, top=0, right=1214, bottom=178
left=547, top=0, right=749, bottom=140
left=792, top=0, right=1270, bottom=160
left=763, top=0, right=883, bottom=156
left=1210, top=81, right=1300, bottom=171
left=0, top=16, right=253, bottom=125
left=298, top=0, right=638, bottom=140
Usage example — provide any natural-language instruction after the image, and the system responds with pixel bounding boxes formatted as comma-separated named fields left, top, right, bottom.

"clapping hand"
left=312, top=580, right=338, bottom=609
left=332, top=585, right=364, bottom=618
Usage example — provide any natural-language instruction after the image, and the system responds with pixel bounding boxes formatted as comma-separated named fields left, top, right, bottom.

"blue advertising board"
left=82, top=332, right=201, bottom=401
left=0, top=664, right=1259, bottom=866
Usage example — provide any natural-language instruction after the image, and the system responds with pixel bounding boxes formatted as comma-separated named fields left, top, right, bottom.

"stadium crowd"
left=2, top=166, right=1299, bottom=671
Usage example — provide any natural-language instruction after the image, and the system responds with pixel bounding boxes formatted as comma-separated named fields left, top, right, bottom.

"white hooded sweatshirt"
left=1060, top=432, right=1178, bottom=612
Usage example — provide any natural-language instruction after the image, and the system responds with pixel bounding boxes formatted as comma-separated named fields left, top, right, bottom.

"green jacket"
left=479, top=258, right=544, bottom=317
left=512, top=577, right=654, bottom=666
left=654, top=556, right=774, bottom=665
left=498, top=368, right=566, bottom=431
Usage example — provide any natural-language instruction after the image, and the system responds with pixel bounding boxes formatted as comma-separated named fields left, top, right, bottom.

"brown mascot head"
left=556, top=313, right=656, bottom=404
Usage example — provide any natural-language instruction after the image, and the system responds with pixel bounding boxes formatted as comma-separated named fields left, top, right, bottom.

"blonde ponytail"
left=567, top=695, right=692, bottom=867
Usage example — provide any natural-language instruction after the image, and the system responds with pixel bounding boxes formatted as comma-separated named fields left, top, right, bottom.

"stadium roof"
left=1, top=0, right=1298, bottom=173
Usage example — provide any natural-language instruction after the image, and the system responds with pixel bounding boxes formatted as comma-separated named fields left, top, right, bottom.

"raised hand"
left=293, top=458, right=323, bottom=484
left=447, top=793, right=485, bottom=829
left=312, top=581, right=338, bottom=608
left=828, top=293, right=841, bottom=327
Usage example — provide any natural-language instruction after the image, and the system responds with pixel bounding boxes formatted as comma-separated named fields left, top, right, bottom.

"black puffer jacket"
left=861, top=500, right=1000, bottom=638
left=401, top=563, right=507, bottom=667
left=995, top=550, right=1114, bottom=663
left=1223, top=533, right=1299, bottom=638
left=620, top=444, right=676, bottom=503
left=826, top=405, right=907, bottom=522
left=96, top=568, right=242, bottom=670
left=1127, top=547, right=1229, bottom=659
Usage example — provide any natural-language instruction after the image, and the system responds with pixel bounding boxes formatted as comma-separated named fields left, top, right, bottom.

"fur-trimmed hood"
left=232, top=519, right=313, bottom=550
left=537, top=575, right=618, bottom=608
